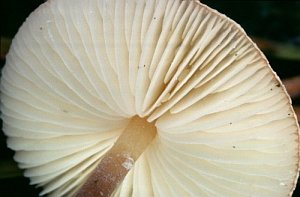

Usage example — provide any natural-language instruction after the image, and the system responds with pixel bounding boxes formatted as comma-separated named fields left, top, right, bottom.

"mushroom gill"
left=1, top=0, right=299, bottom=196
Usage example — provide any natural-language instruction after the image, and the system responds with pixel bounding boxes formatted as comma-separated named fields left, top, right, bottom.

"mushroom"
left=1, top=0, right=299, bottom=196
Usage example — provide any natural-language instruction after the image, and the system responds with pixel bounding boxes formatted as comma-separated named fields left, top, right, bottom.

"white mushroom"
left=1, top=0, right=299, bottom=196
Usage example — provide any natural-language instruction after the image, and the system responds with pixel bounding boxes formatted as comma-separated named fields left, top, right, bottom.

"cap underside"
left=1, top=0, right=299, bottom=196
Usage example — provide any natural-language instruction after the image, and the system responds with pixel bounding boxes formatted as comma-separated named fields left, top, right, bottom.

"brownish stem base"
left=75, top=116, right=156, bottom=197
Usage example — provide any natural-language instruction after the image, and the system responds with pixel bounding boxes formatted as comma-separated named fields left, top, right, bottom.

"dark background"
left=1, top=0, right=300, bottom=196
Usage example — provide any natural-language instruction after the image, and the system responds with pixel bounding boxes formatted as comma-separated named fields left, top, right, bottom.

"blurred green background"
left=1, top=0, right=300, bottom=196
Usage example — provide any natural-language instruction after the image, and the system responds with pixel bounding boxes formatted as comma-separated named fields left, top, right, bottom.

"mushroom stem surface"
left=76, top=116, right=156, bottom=197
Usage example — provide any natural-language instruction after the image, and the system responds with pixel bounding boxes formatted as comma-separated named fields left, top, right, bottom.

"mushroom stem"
left=75, top=116, right=157, bottom=197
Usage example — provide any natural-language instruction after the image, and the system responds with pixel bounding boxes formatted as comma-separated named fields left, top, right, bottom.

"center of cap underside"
left=76, top=116, right=157, bottom=197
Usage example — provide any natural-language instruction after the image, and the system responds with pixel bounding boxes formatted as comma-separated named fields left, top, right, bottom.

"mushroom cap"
left=1, top=0, right=299, bottom=196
